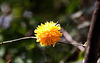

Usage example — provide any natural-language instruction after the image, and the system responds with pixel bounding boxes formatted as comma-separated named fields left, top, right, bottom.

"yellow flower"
left=34, top=21, right=62, bottom=46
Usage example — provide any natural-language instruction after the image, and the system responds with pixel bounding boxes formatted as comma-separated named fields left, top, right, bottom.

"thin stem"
left=70, top=43, right=85, bottom=47
left=0, top=36, right=86, bottom=48
left=59, top=42, right=86, bottom=47
left=0, top=36, right=37, bottom=45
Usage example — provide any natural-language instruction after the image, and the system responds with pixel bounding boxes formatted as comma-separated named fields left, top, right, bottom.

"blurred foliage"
left=0, top=0, right=95, bottom=63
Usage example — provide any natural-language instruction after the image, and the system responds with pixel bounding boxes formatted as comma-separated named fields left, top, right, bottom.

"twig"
left=58, top=42, right=86, bottom=47
left=61, top=28, right=85, bottom=51
left=0, top=36, right=37, bottom=45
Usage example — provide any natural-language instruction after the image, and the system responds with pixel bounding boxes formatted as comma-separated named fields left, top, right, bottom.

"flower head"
left=34, top=21, right=62, bottom=46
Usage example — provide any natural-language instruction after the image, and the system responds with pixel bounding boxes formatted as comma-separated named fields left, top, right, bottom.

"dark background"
left=0, top=0, right=95, bottom=63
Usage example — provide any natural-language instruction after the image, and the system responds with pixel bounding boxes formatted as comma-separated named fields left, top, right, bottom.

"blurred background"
left=0, top=0, right=95, bottom=63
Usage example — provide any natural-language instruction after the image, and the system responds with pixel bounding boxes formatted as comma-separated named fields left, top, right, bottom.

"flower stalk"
left=0, top=36, right=37, bottom=45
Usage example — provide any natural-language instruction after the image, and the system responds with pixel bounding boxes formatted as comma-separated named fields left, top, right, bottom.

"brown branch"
left=61, top=28, right=85, bottom=51
left=84, top=0, right=100, bottom=63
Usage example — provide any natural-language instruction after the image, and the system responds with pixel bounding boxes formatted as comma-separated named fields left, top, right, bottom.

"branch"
left=84, top=0, right=100, bottom=63
left=0, top=36, right=37, bottom=45
left=58, top=42, right=85, bottom=47
left=61, top=28, right=85, bottom=51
